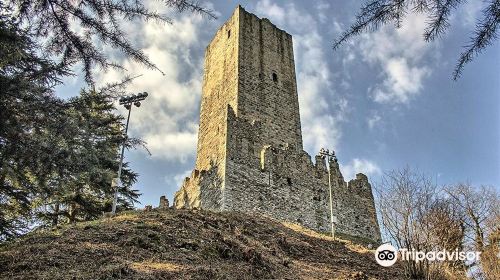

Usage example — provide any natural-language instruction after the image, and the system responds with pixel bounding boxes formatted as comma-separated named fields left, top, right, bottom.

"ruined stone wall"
left=223, top=106, right=381, bottom=242
left=173, top=167, right=223, bottom=211
left=338, top=174, right=381, bottom=240
left=224, top=106, right=329, bottom=230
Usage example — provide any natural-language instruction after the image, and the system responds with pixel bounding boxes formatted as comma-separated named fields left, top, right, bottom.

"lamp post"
left=111, top=92, right=148, bottom=215
left=319, top=148, right=337, bottom=239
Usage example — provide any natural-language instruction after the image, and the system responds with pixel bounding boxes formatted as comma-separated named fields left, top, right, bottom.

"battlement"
left=173, top=6, right=381, bottom=243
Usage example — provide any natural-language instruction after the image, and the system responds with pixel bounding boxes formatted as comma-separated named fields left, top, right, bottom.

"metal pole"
left=327, top=155, right=335, bottom=239
left=111, top=105, right=132, bottom=214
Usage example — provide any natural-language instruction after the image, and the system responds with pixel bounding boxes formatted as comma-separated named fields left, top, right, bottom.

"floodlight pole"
left=111, top=92, right=148, bottom=215
left=320, top=148, right=337, bottom=239
left=111, top=105, right=132, bottom=214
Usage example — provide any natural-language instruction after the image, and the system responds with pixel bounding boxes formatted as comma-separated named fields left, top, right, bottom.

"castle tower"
left=195, top=5, right=302, bottom=173
left=174, top=6, right=381, bottom=243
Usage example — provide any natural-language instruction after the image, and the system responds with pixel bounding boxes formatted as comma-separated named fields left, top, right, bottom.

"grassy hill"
left=0, top=209, right=402, bottom=279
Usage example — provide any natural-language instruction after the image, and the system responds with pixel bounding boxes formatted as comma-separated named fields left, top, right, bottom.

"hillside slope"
left=0, top=209, right=402, bottom=279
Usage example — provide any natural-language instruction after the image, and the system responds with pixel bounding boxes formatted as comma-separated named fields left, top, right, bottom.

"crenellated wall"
left=223, top=106, right=381, bottom=241
left=173, top=6, right=381, bottom=243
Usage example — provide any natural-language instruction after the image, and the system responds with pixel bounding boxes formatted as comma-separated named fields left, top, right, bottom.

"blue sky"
left=58, top=0, right=500, bottom=208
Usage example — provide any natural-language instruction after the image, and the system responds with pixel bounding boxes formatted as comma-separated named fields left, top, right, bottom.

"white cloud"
left=96, top=4, right=219, bottom=162
left=459, top=0, right=486, bottom=27
left=355, top=13, right=435, bottom=105
left=372, top=58, right=430, bottom=103
left=315, top=1, right=331, bottom=24
left=165, top=169, right=192, bottom=186
left=255, top=0, right=285, bottom=25
left=256, top=1, right=345, bottom=154
left=340, top=158, right=381, bottom=181
left=367, top=113, right=382, bottom=129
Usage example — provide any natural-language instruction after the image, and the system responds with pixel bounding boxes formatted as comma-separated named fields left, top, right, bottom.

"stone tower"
left=195, top=4, right=302, bottom=173
left=174, top=6, right=381, bottom=243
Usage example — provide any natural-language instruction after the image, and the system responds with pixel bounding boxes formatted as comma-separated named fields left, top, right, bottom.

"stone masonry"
left=174, top=6, right=381, bottom=242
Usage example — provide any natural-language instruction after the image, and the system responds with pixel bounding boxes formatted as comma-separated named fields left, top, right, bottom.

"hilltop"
left=0, top=209, right=402, bottom=279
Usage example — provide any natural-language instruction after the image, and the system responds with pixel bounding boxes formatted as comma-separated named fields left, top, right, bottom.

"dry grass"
left=282, top=221, right=373, bottom=254
left=0, top=209, right=404, bottom=279
left=130, top=261, right=185, bottom=273
left=282, top=221, right=335, bottom=241
left=110, top=212, right=140, bottom=222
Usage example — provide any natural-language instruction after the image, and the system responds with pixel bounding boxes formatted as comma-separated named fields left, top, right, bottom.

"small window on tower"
left=272, top=72, right=278, bottom=82
left=227, top=30, right=231, bottom=38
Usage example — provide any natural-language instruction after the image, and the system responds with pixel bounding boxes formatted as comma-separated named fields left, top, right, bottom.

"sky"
left=58, top=0, right=500, bottom=208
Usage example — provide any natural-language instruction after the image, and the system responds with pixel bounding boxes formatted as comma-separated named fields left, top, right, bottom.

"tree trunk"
left=52, top=202, right=60, bottom=227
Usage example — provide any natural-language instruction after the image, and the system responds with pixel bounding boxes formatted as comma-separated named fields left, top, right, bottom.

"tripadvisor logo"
left=375, top=243, right=398, bottom=267
left=374, top=243, right=482, bottom=267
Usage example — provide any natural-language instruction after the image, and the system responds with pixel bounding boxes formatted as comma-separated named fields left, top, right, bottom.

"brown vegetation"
left=0, top=209, right=402, bottom=280
left=375, top=168, right=499, bottom=280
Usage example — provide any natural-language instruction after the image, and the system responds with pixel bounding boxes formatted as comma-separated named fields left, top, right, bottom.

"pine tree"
left=1, top=0, right=215, bottom=239
left=33, top=90, right=140, bottom=226
left=0, top=10, right=68, bottom=239
left=4, top=0, right=215, bottom=83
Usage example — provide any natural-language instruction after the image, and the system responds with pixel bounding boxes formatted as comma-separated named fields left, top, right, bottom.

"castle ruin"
left=174, top=6, right=381, bottom=242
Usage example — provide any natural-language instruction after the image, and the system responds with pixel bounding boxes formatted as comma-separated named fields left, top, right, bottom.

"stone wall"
left=173, top=6, right=381, bottom=243
left=237, top=9, right=303, bottom=151
left=194, top=6, right=239, bottom=173
left=223, top=106, right=381, bottom=241
left=174, top=166, right=223, bottom=211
